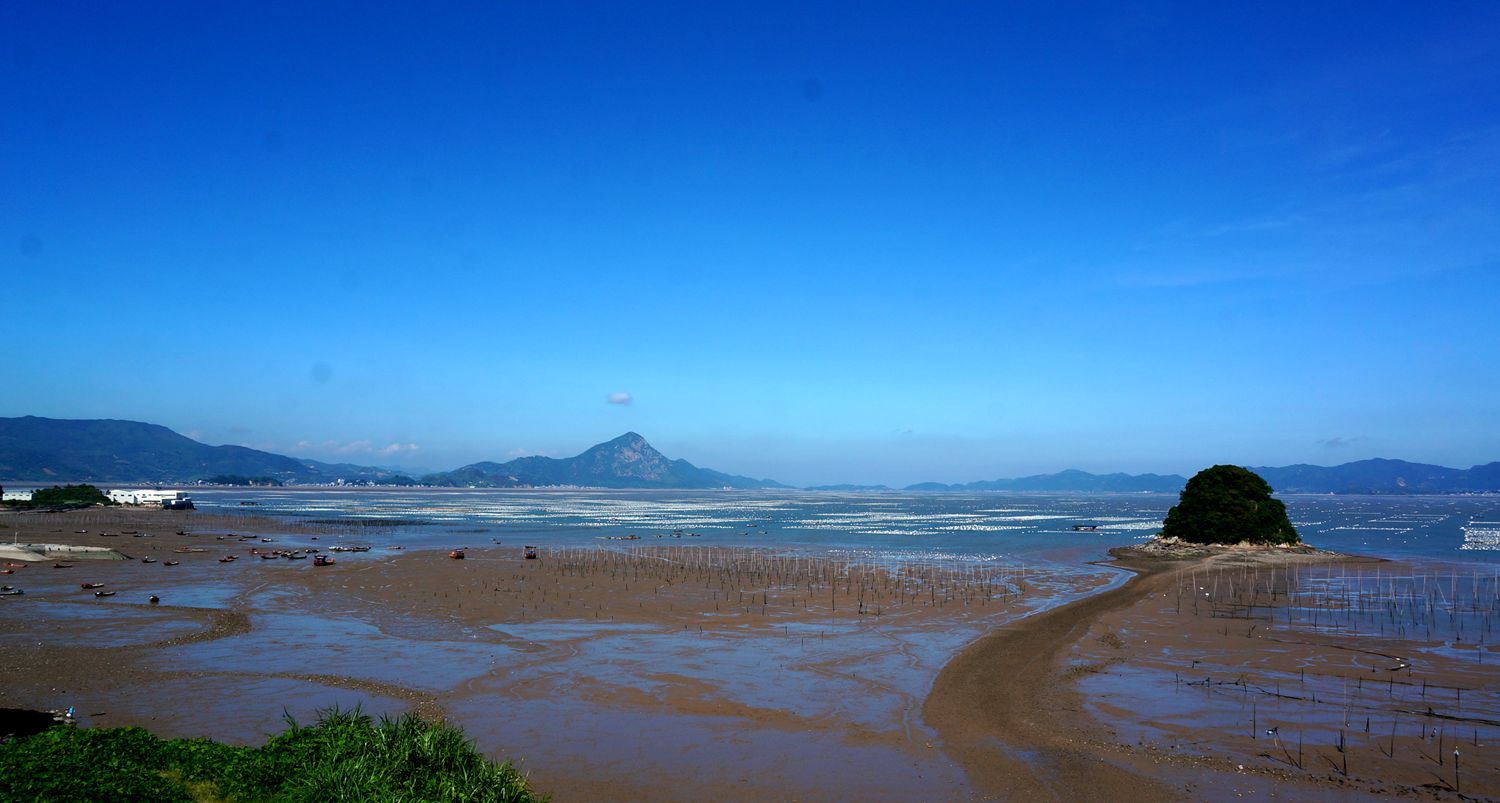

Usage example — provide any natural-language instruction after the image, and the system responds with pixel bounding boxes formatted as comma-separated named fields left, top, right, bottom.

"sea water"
left=188, top=488, right=1500, bottom=567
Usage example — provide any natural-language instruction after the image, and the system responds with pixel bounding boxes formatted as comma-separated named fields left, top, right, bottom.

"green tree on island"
left=1160, top=465, right=1299, bottom=545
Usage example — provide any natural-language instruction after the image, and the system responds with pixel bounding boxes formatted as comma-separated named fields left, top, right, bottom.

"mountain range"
left=2, top=416, right=1498, bottom=494
left=0, top=417, right=416, bottom=485
left=0, top=417, right=780, bottom=489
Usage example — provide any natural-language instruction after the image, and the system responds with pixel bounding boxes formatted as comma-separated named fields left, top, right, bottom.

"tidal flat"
left=2, top=495, right=1497, bottom=800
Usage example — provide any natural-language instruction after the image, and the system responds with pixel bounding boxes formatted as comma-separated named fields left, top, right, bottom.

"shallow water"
left=191, top=488, right=1500, bottom=567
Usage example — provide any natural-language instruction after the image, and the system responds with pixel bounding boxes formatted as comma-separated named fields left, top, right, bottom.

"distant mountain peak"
left=424, top=432, right=783, bottom=489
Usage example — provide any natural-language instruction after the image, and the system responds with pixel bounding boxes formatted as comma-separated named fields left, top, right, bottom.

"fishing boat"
left=52, top=563, right=73, bottom=569
left=285, top=552, right=307, bottom=560
left=313, top=554, right=334, bottom=566
left=80, top=582, right=104, bottom=589
left=142, top=557, right=158, bottom=564
left=524, top=546, right=538, bottom=560
left=94, top=590, right=116, bottom=597
left=0, top=588, right=23, bottom=596
left=449, top=548, right=466, bottom=560
left=1071, top=524, right=1100, bottom=532
left=164, top=560, right=179, bottom=566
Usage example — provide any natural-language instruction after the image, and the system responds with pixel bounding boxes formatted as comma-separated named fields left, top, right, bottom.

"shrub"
left=0, top=706, right=542, bottom=802
left=1159, top=465, right=1299, bottom=545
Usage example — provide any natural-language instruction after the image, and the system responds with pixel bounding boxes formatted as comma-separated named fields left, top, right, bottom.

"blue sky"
left=4, top=2, right=1499, bottom=486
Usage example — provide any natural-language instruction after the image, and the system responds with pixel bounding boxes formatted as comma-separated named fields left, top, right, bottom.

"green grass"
left=0, top=707, right=543, bottom=802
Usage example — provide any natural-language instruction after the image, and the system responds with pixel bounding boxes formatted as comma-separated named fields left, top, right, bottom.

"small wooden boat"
left=449, top=549, right=466, bottom=560
left=285, top=553, right=307, bottom=560
left=260, top=554, right=279, bottom=560
left=524, top=546, right=538, bottom=560
left=0, top=569, right=12, bottom=575
left=98, top=532, right=119, bottom=537
left=218, top=556, right=237, bottom=563
left=141, top=557, right=158, bottom=564
left=149, top=595, right=160, bottom=604
left=3, top=562, right=27, bottom=568
left=164, top=560, right=180, bottom=566
left=0, top=588, right=23, bottom=596
left=53, top=563, right=73, bottom=569
left=80, top=582, right=104, bottom=589
left=313, top=554, right=334, bottom=566
left=94, top=590, right=116, bottom=598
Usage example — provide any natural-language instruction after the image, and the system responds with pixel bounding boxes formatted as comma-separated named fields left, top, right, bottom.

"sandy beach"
left=3, top=506, right=1496, bottom=800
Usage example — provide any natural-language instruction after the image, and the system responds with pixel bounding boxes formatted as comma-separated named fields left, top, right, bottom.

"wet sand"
left=927, top=544, right=1499, bottom=800
left=0, top=506, right=1100, bottom=800
left=4, top=508, right=1494, bottom=800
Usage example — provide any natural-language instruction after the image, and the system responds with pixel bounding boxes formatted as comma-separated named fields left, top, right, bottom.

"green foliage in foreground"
left=1160, top=465, right=1300, bottom=546
left=0, top=707, right=542, bottom=803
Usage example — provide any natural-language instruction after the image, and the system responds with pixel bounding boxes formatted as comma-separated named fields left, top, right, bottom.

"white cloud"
left=607, top=391, right=633, bottom=405
left=507, top=447, right=557, bottom=458
left=379, top=443, right=420, bottom=455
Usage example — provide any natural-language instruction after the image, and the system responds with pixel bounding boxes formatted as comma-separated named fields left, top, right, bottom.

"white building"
left=2, top=490, right=34, bottom=502
left=106, top=489, right=190, bottom=507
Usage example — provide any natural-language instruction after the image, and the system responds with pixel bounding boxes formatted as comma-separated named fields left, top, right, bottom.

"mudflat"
left=3, top=507, right=1495, bottom=800
left=927, top=544, right=1499, bottom=800
left=0, top=506, right=1092, bottom=800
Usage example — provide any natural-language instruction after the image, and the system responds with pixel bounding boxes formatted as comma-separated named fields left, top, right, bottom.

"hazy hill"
left=422, top=432, right=784, bottom=489
left=0, top=416, right=412, bottom=484
left=1250, top=459, right=1500, bottom=494
left=906, top=469, right=1187, bottom=493
left=906, top=460, right=1500, bottom=494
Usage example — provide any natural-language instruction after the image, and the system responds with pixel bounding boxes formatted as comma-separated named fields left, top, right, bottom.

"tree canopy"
left=30, top=484, right=112, bottom=507
left=1159, top=465, right=1299, bottom=545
